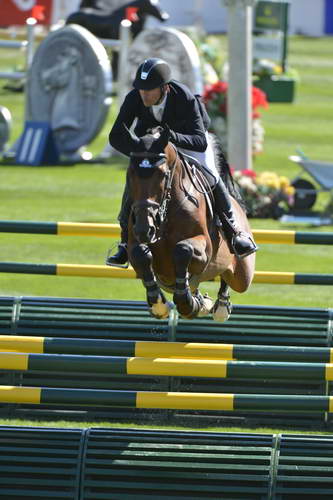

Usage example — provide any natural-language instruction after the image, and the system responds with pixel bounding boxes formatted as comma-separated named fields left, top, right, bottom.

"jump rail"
left=0, top=261, right=332, bottom=284
left=2, top=335, right=333, bottom=362
left=1, top=296, right=332, bottom=425
left=1, top=220, right=333, bottom=244
left=1, top=385, right=333, bottom=412
left=1, top=351, right=333, bottom=381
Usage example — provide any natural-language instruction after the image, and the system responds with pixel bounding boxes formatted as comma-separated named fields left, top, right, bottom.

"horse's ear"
left=122, top=123, right=140, bottom=144
left=145, top=0, right=170, bottom=22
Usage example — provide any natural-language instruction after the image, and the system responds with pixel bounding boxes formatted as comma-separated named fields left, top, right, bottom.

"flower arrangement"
left=252, top=58, right=283, bottom=78
left=202, top=81, right=269, bottom=154
left=253, top=58, right=300, bottom=82
left=203, top=81, right=268, bottom=119
left=232, top=169, right=295, bottom=219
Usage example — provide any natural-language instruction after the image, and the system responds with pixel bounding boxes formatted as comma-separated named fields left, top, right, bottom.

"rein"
left=130, top=146, right=178, bottom=241
left=182, top=157, right=215, bottom=197
left=157, top=144, right=178, bottom=225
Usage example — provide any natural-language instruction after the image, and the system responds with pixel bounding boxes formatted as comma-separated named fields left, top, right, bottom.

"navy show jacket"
left=109, top=80, right=210, bottom=157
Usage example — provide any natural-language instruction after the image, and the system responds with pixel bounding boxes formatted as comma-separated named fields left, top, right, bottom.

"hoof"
left=197, top=293, right=214, bottom=318
left=150, top=297, right=171, bottom=319
left=212, top=295, right=232, bottom=322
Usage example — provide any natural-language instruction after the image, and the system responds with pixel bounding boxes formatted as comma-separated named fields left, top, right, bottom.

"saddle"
left=178, top=151, right=216, bottom=223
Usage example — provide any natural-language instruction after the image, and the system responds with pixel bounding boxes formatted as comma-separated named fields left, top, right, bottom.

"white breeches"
left=178, top=131, right=220, bottom=185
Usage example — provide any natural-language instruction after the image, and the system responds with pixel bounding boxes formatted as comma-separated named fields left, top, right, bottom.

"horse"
left=66, top=0, right=168, bottom=80
left=66, top=0, right=169, bottom=41
left=124, top=125, right=256, bottom=322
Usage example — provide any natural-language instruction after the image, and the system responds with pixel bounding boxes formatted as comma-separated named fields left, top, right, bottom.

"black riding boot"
left=213, top=178, right=258, bottom=259
left=106, top=180, right=131, bottom=267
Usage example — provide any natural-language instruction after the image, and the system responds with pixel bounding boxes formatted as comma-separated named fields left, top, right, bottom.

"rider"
left=107, top=57, right=258, bottom=266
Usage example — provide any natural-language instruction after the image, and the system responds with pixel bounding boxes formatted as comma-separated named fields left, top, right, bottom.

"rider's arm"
left=165, top=96, right=207, bottom=152
left=109, top=91, right=140, bottom=156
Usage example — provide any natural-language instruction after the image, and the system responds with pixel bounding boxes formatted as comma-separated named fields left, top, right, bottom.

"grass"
left=1, top=418, right=332, bottom=435
left=0, top=34, right=333, bottom=432
left=1, top=35, right=333, bottom=307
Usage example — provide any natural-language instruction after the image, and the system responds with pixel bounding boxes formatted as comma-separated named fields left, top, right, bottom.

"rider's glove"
left=163, top=123, right=177, bottom=143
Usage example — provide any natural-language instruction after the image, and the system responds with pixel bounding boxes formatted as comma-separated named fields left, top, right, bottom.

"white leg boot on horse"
left=131, top=243, right=172, bottom=319
left=212, top=281, right=232, bottom=322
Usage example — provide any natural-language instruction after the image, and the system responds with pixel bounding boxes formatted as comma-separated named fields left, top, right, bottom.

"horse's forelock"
left=140, top=134, right=156, bottom=152
left=138, top=128, right=167, bottom=155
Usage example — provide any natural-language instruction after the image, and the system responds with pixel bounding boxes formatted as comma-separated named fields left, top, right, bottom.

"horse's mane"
left=209, top=133, right=248, bottom=213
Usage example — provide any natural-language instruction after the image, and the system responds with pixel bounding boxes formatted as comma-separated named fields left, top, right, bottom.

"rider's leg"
left=213, top=177, right=258, bottom=258
left=106, top=179, right=131, bottom=266
left=196, top=135, right=258, bottom=259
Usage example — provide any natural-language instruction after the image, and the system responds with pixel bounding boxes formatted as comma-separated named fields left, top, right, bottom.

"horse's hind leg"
left=212, top=279, right=232, bottom=322
left=131, top=244, right=171, bottom=319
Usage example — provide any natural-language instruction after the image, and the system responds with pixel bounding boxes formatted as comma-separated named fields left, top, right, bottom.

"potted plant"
left=252, top=58, right=298, bottom=103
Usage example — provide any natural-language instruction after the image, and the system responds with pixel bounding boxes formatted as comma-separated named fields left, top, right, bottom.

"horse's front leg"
left=131, top=243, right=171, bottom=319
left=173, top=238, right=213, bottom=319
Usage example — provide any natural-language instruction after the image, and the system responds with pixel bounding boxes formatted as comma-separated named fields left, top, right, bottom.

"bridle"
left=130, top=146, right=178, bottom=241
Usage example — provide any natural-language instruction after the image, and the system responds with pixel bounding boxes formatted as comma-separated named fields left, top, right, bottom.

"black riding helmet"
left=133, top=58, right=171, bottom=90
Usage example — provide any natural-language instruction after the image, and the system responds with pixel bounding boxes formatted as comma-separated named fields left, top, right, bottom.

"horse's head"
left=130, top=0, right=169, bottom=38
left=125, top=125, right=175, bottom=244
left=137, top=0, right=170, bottom=22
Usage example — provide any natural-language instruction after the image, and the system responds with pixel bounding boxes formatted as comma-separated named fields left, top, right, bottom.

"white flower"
left=252, top=118, right=265, bottom=153
left=238, top=176, right=257, bottom=192
left=262, top=196, right=272, bottom=205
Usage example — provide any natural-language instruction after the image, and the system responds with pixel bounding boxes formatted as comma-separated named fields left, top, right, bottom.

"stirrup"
left=105, top=243, right=129, bottom=269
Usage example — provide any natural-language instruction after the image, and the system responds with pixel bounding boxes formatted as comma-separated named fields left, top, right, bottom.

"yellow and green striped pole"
left=1, top=336, right=333, bottom=363
left=1, top=352, right=333, bottom=381
left=0, top=262, right=332, bottom=284
left=0, top=221, right=333, bottom=245
left=0, top=385, right=332, bottom=412
left=0, top=221, right=120, bottom=237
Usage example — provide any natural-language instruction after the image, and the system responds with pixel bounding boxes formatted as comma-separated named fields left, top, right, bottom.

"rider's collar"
left=151, top=89, right=168, bottom=121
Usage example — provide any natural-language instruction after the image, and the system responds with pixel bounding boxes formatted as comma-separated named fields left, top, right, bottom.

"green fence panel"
left=274, top=434, right=333, bottom=498
left=0, top=426, right=85, bottom=499
left=81, top=428, right=273, bottom=499
left=6, top=297, right=333, bottom=347
left=1, top=426, right=333, bottom=499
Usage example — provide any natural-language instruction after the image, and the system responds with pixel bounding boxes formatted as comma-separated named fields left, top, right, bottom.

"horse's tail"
left=209, top=133, right=248, bottom=213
